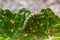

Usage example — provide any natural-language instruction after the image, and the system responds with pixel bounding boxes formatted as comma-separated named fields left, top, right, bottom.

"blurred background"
left=0, top=0, right=60, bottom=16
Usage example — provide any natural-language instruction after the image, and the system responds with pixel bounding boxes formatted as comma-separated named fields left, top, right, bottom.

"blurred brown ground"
left=0, top=0, right=60, bottom=17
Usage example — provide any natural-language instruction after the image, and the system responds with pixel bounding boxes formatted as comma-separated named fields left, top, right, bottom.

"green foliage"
left=40, top=8, right=60, bottom=36
left=0, top=8, right=60, bottom=40
left=52, top=37, right=60, bottom=40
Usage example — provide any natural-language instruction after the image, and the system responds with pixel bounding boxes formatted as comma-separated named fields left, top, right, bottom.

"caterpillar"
left=23, top=12, right=48, bottom=35
left=22, top=8, right=60, bottom=37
